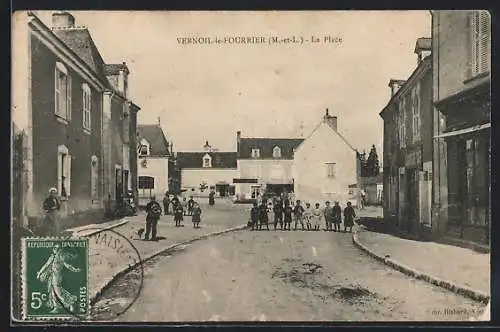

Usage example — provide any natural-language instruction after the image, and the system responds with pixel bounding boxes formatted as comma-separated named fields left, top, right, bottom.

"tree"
left=359, top=150, right=368, bottom=177
left=366, top=145, right=380, bottom=177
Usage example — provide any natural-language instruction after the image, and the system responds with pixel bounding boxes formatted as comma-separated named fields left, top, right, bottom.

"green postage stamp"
left=21, top=237, right=89, bottom=320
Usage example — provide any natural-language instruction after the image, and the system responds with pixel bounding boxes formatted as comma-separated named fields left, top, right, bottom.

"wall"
left=30, top=33, right=103, bottom=220
left=293, top=122, right=358, bottom=205
left=181, top=168, right=237, bottom=191
left=236, top=159, right=294, bottom=197
left=129, top=106, right=139, bottom=203
left=137, top=157, right=169, bottom=198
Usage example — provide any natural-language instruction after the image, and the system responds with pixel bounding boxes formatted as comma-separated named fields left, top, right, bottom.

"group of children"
left=171, top=196, right=203, bottom=228
left=249, top=198, right=356, bottom=233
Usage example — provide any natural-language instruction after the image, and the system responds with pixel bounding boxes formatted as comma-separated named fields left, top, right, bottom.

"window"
left=91, top=155, right=98, bottom=202
left=82, top=83, right=91, bottom=132
left=399, top=98, right=406, bottom=148
left=203, top=155, right=212, bottom=168
left=326, top=163, right=336, bottom=178
left=55, top=62, right=72, bottom=121
left=471, top=11, right=491, bottom=76
left=138, top=176, right=155, bottom=189
left=412, top=83, right=421, bottom=142
left=272, top=146, right=282, bottom=158
left=251, top=148, right=260, bottom=158
left=57, top=145, right=71, bottom=199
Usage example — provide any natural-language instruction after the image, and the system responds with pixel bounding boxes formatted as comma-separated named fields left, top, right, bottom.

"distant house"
left=359, top=173, right=383, bottom=206
left=235, top=132, right=303, bottom=200
left=177, top=141, right=237, bottom=197
left=137, top=124, right=173, bottom=206
left=293, top=109, right=359, bottom=206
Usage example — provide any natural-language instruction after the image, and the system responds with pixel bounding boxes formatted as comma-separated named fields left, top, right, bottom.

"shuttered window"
left=57, top=145, right=71, bottom=199
left=54, top=62, right=72, bottom=121
left=471, top=11, right=491, bottom=76
left=412, top=83, right=421, bottom=142
left=82, top=83, right=91, bottom=131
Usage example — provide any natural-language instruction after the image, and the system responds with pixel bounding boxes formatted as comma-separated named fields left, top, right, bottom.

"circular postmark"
left=52, top=227, right=144, bottom=321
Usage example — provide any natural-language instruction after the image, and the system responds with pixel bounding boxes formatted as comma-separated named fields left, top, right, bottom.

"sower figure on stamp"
left=258, top=200, right=270, bottom=230
left=42, top=187, right=61, bottom=236
left=145, top=195, right=162, bottom=241
left=332, top=201, right=342, bottom=232
left=36, top=244, right=80, bottom=313
left=343, top=201, right=356, bottom=233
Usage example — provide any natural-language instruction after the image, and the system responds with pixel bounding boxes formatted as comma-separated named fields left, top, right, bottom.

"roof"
left=52, top=27, right=109, bottom=84
left=137, top=124, right=170, bottom=157
left=104, top=63, right=130, bottom=75
left=294, top=119, right=357, bottom=154
left=414, top=37, right=432, bottom=53
left=176, top=152, right=237, bottom=169
left=238, top=138, right=304, bottom=159
left=379, top=55, right=432, bottom=118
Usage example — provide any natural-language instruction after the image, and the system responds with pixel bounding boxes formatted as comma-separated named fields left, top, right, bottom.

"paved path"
left=356, top=229, right=490, bottom=295
left=85, top=201, right=249, bottom=301
left=92, top=229, right=486, bottom=322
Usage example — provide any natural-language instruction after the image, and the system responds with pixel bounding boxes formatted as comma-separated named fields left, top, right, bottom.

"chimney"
left=414, top=37, right=432, bottom=64
left=52, top=11, right=75, bottom=29
left=388, top=79, right=406, bottom=97
left=323, top=108, right=338, bottom=131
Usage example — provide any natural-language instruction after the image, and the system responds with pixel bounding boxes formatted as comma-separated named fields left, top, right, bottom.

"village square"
left=11, top=10, right=490, bottom=323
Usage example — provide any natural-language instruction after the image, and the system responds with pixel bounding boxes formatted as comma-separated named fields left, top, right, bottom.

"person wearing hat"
left=42, top=187, right=61, bottom=235
left=332, top=201, right=342, bottom=232
left=293, top=200, right=305, bottom=231
left=343, top=201, right=356, bottom=233
left=145, top=195, right=162, bottom=240
left=323, top=201, right=334, bottom=231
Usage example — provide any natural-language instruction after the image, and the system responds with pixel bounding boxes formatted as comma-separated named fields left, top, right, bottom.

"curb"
left=351, top=229, right=490, bottom=304
left=90, top=224, right=248, bottom=305
left=67, top=218, right=130, bottom=238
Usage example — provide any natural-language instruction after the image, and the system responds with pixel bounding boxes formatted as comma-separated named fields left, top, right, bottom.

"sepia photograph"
left=11, top=10, right=491, bottom=324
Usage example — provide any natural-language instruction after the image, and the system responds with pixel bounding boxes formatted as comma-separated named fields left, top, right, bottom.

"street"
left=91, top=204, right=485, bottom=322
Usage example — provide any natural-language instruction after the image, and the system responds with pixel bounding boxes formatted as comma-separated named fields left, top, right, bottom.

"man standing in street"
left=145, top=195, right=162, bottom=241
left=273, top=197, right=284, bottom=230
left=323, top=201, right=334, bottom=231
left=163, top=192, right=170, bottom=215
left=293, top=200, right=305, bottom=231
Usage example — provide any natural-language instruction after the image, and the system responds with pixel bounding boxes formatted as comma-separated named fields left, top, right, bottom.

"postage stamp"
left=21, top=237, right=89, bottom=320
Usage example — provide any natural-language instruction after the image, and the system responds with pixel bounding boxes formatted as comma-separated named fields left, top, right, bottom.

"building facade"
left=293, top=110, right=359, bottom=206
left=431, top=11, right=491, bottom=245
left=235, top=132, right=303, bottom=200
left=136, top=124, right=173, bottom=206
left=380, top=38, right=434, bottom=237
left=12, top=11, right=140, bottom=228
left=177, top=142, right=237, bottom=198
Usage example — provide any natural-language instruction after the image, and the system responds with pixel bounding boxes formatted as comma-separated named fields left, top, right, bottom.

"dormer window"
left=272, top=146, right=282, bottom=158
left=139, top=138, right=150, bottom=156
left=202, top=154, right=212, bottom=168
left=251, top=148, right=260, bottom=158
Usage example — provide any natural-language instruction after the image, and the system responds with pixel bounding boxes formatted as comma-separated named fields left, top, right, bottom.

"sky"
left=35, top=11, right=431, bottom=155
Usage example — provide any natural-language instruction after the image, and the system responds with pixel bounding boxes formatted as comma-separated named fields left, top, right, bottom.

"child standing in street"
left=191, top=202, right=202, bottom=228
left=283, top=201, right=293, bottom=231
left=343, top=201, right=356, bottom=233
left=258, top=200, right=270, bottom=230
left=293, top=200, right=305, bottom=231
left=250, top=202, right=259, bottom=230
left=312, top=203, right=322, bottom=231
left=174, top=202, right=184, bottom=227
left=332, top=201, right=342, bottom=232
left=187, top=196, right=195, bottom=216
left=303, top=202, right=313, bottom=230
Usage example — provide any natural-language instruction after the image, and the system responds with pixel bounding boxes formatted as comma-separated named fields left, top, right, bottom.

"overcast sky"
left=36, top=10, right=431, bottom=155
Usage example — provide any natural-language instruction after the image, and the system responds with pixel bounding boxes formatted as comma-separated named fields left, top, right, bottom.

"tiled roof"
left=238, top=138, right=304, bottom=159
left=52, top=28, right=109, bottom=84
left=104, top=63, right=129, bottom=75
left=176, top=152, right=237, bottom=169
left=137, top=124, right=170, bottom=157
